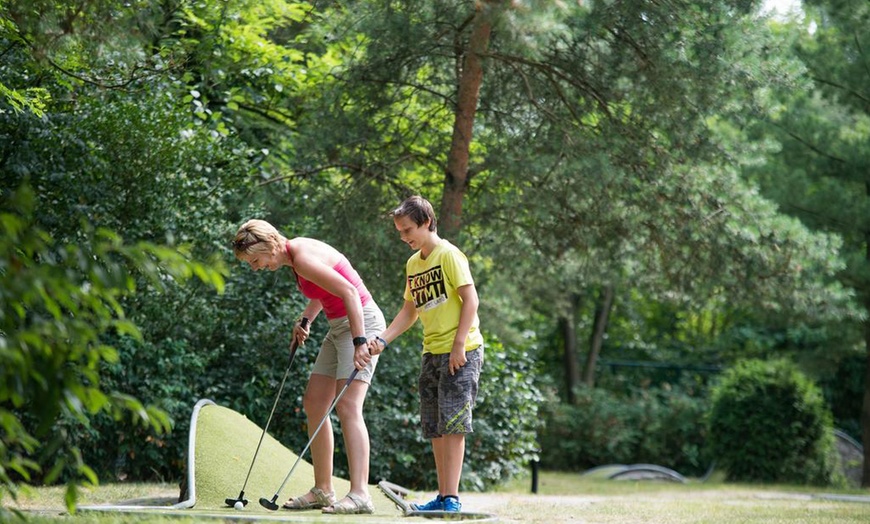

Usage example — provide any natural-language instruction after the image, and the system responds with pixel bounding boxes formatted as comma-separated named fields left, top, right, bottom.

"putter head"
left=225, top=489, right=248, bottom=507
left=259, top=496, right=279, bottom=511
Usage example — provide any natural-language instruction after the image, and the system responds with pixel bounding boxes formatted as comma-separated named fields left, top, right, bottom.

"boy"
left=369, top=196, right=484, bottom=512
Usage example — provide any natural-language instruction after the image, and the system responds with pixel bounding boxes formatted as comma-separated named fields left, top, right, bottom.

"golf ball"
left=234, top=501, right=244, bottom=510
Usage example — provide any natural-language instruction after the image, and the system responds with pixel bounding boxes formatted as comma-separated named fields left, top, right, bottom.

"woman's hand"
left=354, top=343, right=372, bottom=370
left=292, top=317, right=310, bottom=347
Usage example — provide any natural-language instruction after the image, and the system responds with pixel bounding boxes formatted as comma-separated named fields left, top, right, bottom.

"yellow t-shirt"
left=403, top=239, right=484, bottom=355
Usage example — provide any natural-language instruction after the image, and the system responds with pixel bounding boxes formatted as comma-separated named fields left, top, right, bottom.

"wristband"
left=352, top=336, right=367, bottom=347
left=376, top=336, right=388, bottom=349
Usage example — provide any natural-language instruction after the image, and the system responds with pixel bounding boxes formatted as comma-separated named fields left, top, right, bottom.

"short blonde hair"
left=232, top=219, right=284, bottom=258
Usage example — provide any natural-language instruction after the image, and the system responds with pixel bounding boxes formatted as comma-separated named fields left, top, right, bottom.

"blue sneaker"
left=410, top=495, right=443, bottom=511
left=442, top=496, right=461, bottom=512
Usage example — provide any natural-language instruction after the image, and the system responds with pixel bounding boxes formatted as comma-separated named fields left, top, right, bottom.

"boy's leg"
left=432, top=434, right=465, bottom=497
left=431, top=437, right=444, bottom=494
left=412, top=354, right=445, bottom=511
left=434, top=347, right=482, bottom=509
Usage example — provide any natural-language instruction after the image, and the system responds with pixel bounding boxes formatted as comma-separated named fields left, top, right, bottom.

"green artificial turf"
left=190, top=402, right=402, bottom=515
left=76, top=401, right=408, bottom=520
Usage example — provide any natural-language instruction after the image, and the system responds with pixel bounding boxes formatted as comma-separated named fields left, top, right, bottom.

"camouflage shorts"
left=418, top=346, right=483, bottom=439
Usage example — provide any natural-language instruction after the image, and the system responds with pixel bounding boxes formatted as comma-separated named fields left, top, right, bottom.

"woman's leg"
left=323, top=302, right=383, bottom=508
left=302, top=373, right=338, bottom=497
left=334, top=380, right=371, bottom=499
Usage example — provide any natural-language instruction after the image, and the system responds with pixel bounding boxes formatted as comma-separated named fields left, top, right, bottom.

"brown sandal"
left=282, top=487, right=336, bottom=510
left=322, top=493, right=374, bottom=515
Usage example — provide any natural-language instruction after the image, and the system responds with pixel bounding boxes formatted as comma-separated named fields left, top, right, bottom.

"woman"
left=232, top=219, right=384, bottom=515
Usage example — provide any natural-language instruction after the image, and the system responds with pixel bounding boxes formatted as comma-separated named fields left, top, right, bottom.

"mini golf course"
left=79, top=399, right=497, bottom=522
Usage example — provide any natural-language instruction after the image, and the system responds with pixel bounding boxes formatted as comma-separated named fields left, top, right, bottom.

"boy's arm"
left=449, top=283, right=479, bottom=374
left=370, top=299, right=418, bottom=355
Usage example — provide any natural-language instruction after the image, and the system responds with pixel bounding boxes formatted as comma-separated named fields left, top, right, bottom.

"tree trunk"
left=561, top=293, right=581, bottom=404
left=439, top=2, right=494, bottom=239
left=582, top=285, right=615, bottom=387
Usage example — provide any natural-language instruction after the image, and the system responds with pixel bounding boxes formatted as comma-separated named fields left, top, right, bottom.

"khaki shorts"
left=311, top=301, right=386, bottom=383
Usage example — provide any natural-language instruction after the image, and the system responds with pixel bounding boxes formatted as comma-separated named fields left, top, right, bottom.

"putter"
left=225, top=318, right=309, bottom=508
left=259, top=366, right=362, bottom=511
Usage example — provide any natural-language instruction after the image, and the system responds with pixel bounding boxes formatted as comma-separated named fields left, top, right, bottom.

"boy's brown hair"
left=391, top=196, right=437, bottom=232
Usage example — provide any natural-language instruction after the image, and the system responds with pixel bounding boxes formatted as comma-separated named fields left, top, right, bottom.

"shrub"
left=74, top=337, right=210, bottom=482
left=539, top=387, right=642, bottom=470
left=707, top=359, right=842, bottom=485
left=538, top=385, right=710, bottom=476
left=465, top=338, right=544, bottom=490
left=0, top=184, right=224, bottom=513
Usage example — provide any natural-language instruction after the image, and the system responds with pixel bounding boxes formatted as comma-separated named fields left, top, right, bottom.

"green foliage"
left=707, top=359, right=842, bottom=486
left=362, top=341, right=430, bottom=488
left=0, top=0, right=864, bottom=502
left=74, top=337, right=209, bottom=482
left=0, top=83, right=49, bottom=116
left=538, top=386, right=711, bottom=477
left=1, top=86, right=252, bottom=248
left=0, top=9, right=262, bottom=480
left=169, top=0, right=320, bottom=165
left=463, top=338, right=544, bottom=490
left=817, top=351, right=864, bottom=439
left=744, top=0, right=870, bottom=417
left=0, top=183, right=225, bottom=511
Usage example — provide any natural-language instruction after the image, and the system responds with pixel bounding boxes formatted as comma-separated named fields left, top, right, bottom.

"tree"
left=1, top=0, right=542, bottom=491
left=0, top=184, right=226, bottom=513
left=1, top=0, right=250, bottom=491
left=745, top=0, right=870, bottom=485
left=440, top=0, right=497, bottom=237
left=292, top=0, right=853, bottom=395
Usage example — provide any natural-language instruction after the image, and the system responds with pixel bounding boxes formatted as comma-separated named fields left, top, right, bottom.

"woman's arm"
left=292, top=251, right=368, bottom=368
left=294, top=252, right=365, bottom=327
left=293, top=299, right=323, bottom=346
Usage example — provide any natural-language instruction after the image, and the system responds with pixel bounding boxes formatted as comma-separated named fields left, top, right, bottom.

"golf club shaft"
left=238, top=318, right=309, bottom=495
left=269, top=367, right=360, bottom=501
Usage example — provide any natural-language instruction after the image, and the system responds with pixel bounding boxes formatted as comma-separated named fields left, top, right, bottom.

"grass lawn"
left=5, top=470, right=870, bottom=523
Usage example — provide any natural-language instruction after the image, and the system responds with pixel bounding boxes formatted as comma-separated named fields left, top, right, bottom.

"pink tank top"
left=293, top=255, right=372, bottom=319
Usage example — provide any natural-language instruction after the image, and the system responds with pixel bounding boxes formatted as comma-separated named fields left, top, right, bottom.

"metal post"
left=531, top=460, right=539, bottom=494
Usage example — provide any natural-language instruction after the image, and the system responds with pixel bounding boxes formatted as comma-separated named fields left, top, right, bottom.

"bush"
left=466, top=338, right=544, bottom=490
left=538, top=385, right=711, bottom=476
left=539, top=387, right=641, bottom=469
left=0, top=184, right=224, bottom=512
left=0, top=78, right=253, bottom=487
left=74, top=337, right=210, bottom=482
left=818, top=351, right=864, bottom=440
left=707, top=359, right=842, bottom=485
